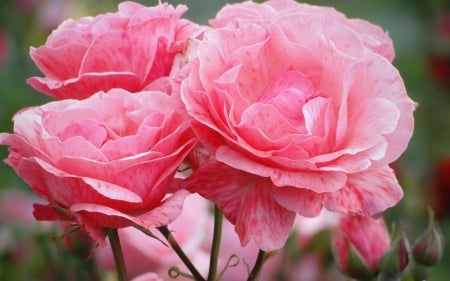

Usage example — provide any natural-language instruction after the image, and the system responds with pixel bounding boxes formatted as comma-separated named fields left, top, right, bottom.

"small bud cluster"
left=333, top=209, right=444, bottom=281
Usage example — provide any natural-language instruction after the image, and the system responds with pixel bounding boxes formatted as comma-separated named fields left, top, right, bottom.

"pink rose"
left=333, top=215, right=390, bottom=276
left=0, top=89, right=197, bottom=244
left=180, top=0, right=415, bottom=250
left=27, top=1, right=203, bottom=99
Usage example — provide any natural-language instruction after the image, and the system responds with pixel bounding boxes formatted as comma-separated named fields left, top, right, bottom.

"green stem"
left=247, top=250, right=266, bottom=281
left=108, top=228, right=128, bottom=281
left=158, top=225, right=206, bottom=281
left=207, top=205, right=223, bottom=281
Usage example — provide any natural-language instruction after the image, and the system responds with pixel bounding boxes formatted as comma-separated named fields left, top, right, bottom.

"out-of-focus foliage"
left=0, top=0, right=448, bottom=280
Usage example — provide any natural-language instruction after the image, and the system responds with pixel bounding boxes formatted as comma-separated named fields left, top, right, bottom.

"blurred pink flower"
left=294, top=211, right=340, bottom=248
left=203, top=217, right=282, bottom=281
left=0, top=188, right=51, bottom=227
left=0, top=89, right=197, bottom=245
left=27, top=1, right=203, bottom=99
left=180, top=0, right=415, bottom=251
left=130, top=272, right=164, bottom=281
left=96, top=194, right=210, bottom=279
left=0, top=189, right=40, bottom=225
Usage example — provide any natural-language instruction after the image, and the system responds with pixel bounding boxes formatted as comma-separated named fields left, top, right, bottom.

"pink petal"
left=238, top=103, right=299, bottom=140
left=180, top=159, right=253, bottom=223
left=235, top=177, right=296, bottom=250
left=216, top=146, right=347, bottom=193
left=70, top=190, right=189, bottom=243
left=27, top=72, right=142, bottom=99
left=323, top=165, right=403, bottom=216
left=275, top=12, right=364, bottom=59
left=29, top=43, right=87, bottom=80
left=349, top=18, right=395, bottom=61
left=350, top=54, right=416, bottom=165
left=272, top=186, right=323, bottom=217
left=15, top=157, right=143, bottom=209
left=33, top=203, right=70, bottom=221
left=210, top=1, right=275, bottom=27
left=181, top=159, right=294, bottom=250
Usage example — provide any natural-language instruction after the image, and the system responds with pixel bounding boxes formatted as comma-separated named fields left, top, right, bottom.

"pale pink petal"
left=238, top=103, right=299, bottom=140
left=235, top=178, right=296, bottom=250
left=349, top=18, right=395, bottom=61
left=347, top=54, right=416, bottom=165
left=210, top=1, right=275, bottom=27
left=275, top=12, right=365, bottom=60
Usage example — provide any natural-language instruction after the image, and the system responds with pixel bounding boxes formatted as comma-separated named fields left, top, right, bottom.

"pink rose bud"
left=342, top=244, right=373, bottom=280
left=333, top=215, right=390, bottom=279
left=378, top=227, right=411, bottom=280
left=412, top=210, right=445, bottom=266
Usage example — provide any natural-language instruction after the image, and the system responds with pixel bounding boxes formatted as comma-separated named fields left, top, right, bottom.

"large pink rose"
left=0, top=89, right=197, bottom=243
left=180, top=0, right=416, bottom=250
left=27, top=1, right=202, bottom=99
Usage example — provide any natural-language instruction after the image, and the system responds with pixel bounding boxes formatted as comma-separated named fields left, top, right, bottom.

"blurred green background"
left=0, top=0, right=449, bottom=280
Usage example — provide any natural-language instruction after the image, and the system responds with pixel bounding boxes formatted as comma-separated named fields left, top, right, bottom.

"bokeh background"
left=0, top=0, right=449, bottom=280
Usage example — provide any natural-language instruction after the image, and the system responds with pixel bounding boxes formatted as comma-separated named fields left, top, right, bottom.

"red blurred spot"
left=429, top=158, right=450, bottom=219
left=0, top=29, right=6, bottom=65
left=428, top=55, right=450, bottom=86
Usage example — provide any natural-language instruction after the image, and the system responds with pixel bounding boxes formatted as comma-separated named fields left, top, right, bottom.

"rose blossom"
left=0, top=89, right=197, bottom=244
left=180, top=0, right=416, bottom=251
left=27, top=1, right=203, bottom=99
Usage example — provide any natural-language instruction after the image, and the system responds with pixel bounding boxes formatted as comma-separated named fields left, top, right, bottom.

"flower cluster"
left=0, top=0, right=417, bottom=280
